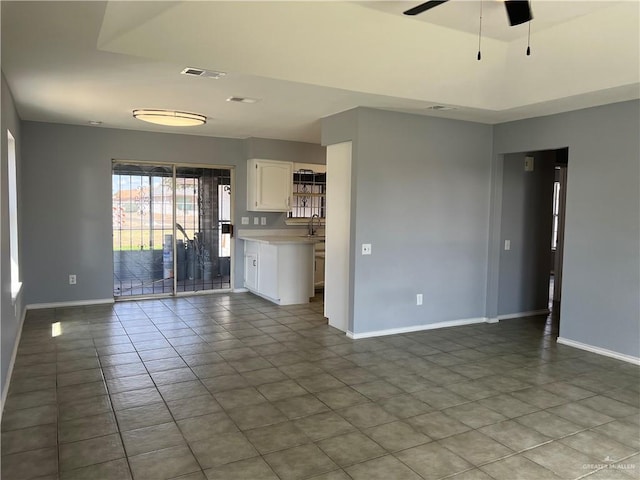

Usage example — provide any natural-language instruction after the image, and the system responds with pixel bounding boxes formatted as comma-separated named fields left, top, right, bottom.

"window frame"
left=7, top=129, right=22, bottom=302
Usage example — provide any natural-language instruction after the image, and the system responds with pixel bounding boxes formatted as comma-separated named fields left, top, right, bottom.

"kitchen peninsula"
left=239, top=231, right=323, bottom=305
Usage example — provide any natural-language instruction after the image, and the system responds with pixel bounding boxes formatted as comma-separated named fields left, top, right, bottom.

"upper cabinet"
left=247, top=159, right=293, bottom=212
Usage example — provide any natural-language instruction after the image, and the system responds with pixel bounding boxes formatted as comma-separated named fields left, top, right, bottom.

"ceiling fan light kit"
left=504, top=0, right=533, bottom=26
left=132, top=109, right=206, bottom=127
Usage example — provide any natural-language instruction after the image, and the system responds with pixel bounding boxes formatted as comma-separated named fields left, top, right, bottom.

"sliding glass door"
left=112, top=162, right=232, bottom=298
left=173, top=166, right=232, bottom=293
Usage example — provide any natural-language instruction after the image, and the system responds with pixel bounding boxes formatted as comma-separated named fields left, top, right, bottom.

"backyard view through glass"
left=112, top=163, right=232, bottom=297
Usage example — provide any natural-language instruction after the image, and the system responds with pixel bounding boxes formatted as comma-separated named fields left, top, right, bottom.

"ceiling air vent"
left=426, top=105, right=457, bottom=111
left=226, top=96, right=259, bottom=104
left=181, top=67, right=226, bottom=79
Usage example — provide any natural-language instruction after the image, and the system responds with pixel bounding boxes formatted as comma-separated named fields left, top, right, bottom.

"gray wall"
left=245, top=137, right=325, bottom=165
left=324, top=108, right=494, bottom=334
left=20, top=121, right=323, bottom=304
left=322, top=102, right=639, bottom=360
left=498, top=151, right=555, bottom=316
left=493, top=100, right=640, bottom=357
left=22, top=122, right=242, bottom=303
left=1, top=73, right=24, bottom=402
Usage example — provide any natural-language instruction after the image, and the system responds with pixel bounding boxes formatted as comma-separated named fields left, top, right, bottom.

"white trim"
left=557, top=337, right=640, bottom=365
left=1, top=306, right=27, bottom=421
left=26, top=298, right=115, bottom=310
left=346, top=317, right=490, bottom=340
left=498, top=309, right=550, bottom=320
left=486, top=317, right=499, bottom=324
left=10, top=281, right=23, bottom=305
left=233, top=288, right=249, bottom=293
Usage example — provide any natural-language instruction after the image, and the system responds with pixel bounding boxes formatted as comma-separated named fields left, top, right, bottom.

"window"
left=288, top=163, right=326, bottom=220
left=551, top=179, right=561, bottom=250
left=7, top=130, right=21, bottom=299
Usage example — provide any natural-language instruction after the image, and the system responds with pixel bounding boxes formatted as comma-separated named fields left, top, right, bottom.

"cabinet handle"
left=253, top=259, right=257, bottom=267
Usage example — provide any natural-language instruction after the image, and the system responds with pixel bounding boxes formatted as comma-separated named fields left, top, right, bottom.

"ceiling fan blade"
left=504, top=0, right=533, bottom=26
left=403, top=0, right=449, bottom=16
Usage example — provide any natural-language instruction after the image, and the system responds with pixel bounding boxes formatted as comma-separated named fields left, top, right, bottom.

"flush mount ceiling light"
left=132, top=109, right=206, bottom=127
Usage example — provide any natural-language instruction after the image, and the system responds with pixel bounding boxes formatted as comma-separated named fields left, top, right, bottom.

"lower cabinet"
left=243, top=240, right=314, bottom=305
left=244, top=252, right=258, bottom=291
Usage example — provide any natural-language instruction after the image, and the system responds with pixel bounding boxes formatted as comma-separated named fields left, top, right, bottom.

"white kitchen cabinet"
left=242, top=237, right=314, bottom=305
left=247, top=159, right=293, bottom=212
left=244, top=253, right=258, bottom=291
left=257, top=243, right=279, bottom=301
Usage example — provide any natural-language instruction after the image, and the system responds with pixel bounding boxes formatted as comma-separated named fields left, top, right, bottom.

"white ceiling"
left=2, top=1, right=638, bottom=143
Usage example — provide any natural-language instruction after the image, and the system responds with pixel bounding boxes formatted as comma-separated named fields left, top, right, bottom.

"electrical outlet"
left=504, top=240, right=511, bottom=251
left=69, top=274, right=77, bottom=285
left=241, top=217, right=249, bottom=225
left=253, top=217, right=259, bottom=225
left=416, top=294, right=423, bottom=306
left=362, top=244, right=372, bottom=255
left=261, top=217, right=267, bottom=226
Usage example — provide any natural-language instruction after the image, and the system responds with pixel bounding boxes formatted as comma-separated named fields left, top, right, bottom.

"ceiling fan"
left=404, top=0, right=533, bottom=26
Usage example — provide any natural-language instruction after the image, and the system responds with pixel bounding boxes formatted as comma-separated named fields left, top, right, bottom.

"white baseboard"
left=347, top=316, right=489, bottom=340
left=26, top=298, right=115, bottom=310
left=233, top=288, right=249, bottom=293
left=1, top=306, right=27, bottom=421
left=557, top=337, right=640, bottom=365
left=498, top=309, right=550, bottom=320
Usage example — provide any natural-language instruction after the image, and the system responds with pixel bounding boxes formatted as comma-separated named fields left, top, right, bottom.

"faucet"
left=308, top=214, right=320, bottom=236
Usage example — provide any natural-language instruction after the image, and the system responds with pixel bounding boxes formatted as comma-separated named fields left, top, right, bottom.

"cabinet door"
left=258, top=244, right=279, bottom=300
left=248, top=159, right=292, bottom=211
left=244, top=253, right=258, bottom=290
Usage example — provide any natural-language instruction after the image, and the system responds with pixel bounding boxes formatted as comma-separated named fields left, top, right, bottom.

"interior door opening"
left=549, top=150, right=568, bottom=328
left=496, top=148, right=567, bottom=333
left=112, top=162, right=232, bottom=298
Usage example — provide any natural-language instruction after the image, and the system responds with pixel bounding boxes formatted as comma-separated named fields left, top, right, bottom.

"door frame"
left=553, top=165, right=568, bottom=304
left=486, top=148, right=568, bottom=322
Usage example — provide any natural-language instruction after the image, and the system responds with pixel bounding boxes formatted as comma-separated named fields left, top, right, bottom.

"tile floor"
left=1, top=293, right=639, bottom=480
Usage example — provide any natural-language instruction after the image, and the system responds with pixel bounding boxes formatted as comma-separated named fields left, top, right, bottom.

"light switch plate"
left=261, top=217, right=267, bottom=225
left=504, top=240, right=511, bottom=251
left=525, top=156, right=534, bottom=172
left=362, top=244, right=372, bottom=255
left=253, top=217, right=259, bottom=225
left=241, top=217, right=249, bottom=225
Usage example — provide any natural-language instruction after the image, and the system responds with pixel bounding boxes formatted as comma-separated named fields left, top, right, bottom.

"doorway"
left=550, top=151, right=568, bottom=327
left=496, top=148, right=567, bottom=331
left=112, top=162, right=233, bottom=298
